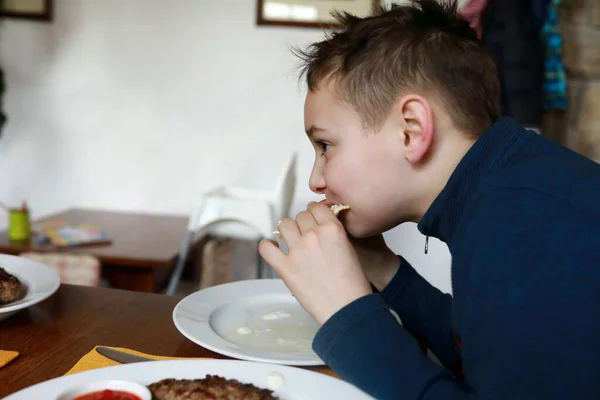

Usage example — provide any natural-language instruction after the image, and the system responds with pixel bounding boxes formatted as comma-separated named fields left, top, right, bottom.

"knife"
left=96, top=346, right=156, bottom=364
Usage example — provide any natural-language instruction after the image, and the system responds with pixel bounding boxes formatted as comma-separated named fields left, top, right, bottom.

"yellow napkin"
left=65, top=346, right=205, bottom=375
left=0, top=350, right=19, bottom=368
left=66, top=346, right=336, bottom=378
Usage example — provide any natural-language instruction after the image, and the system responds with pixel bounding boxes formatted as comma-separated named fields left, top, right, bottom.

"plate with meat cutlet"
left=3, top=359, right=375, bottom=400
left=173, top=279, right=324, bottom=366
left=0, top=254, right=60, bottom=321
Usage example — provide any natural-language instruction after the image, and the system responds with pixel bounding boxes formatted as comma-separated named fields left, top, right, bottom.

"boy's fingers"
left=308, top=202, right=341, bottom=225
left=278, top=218, right=302, bottom=248
left=262, top=239, right=280, bottom=248
left=296, top=210, right=318, bottom=234
left=258, top=239, right=287, bottom=273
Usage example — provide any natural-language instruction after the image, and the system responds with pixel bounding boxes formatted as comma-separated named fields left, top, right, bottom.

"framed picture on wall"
left=257, top=0, right=379, bottom=28
left=0, top=0, right=53, bottom=22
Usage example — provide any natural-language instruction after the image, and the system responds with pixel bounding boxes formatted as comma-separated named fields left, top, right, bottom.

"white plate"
left=0, top=254, right=61, bottom=321
left=4, top=359, right=373, bottom=400
left=173, top=279, right=324, bottom=366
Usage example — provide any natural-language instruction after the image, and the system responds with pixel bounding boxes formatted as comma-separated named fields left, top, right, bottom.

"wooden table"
left=0, top=208, right=195, bottom=292
left=0, top=285, right=220, bottom=397
left=0, top=285, right=332, bottom=398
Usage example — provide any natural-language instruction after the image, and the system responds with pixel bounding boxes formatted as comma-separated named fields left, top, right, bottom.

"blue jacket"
left=313, top=118, right=600, bottom=399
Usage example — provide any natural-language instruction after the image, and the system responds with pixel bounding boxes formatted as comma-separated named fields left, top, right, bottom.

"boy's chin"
left=344, top=216, right=403, bottom=238
left=344, top=223, right=385, bottom=238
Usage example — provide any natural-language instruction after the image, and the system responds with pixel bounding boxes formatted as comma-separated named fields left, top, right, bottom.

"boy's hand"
left=311, top=199, right=399, bottom=290
left=259, top=203, right=372, bottom=325
left=348, top=234, right=400, bottom=292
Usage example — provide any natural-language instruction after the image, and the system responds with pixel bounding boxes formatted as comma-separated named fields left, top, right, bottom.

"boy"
left=259, top=1, right=600, bottom=399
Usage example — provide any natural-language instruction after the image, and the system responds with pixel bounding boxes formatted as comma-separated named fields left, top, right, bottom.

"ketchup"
left=73, top=389, right=141, bottom=400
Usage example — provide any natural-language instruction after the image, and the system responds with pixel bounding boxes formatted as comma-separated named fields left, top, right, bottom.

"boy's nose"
left=309, top=168, right=326, bottom=194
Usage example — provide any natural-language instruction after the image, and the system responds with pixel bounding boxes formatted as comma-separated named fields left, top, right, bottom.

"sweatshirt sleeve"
left=312, top=294, right=472, bottom=400
left=380, top=257, right=461, bottom=375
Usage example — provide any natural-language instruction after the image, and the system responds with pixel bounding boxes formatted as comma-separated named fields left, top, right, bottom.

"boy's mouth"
left=271, top=204, right=350, bottom=237
left=317, top=199, right=350, bottom=215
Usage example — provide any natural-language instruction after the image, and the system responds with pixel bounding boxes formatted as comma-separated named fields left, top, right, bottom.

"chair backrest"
left=19, top=252, right=101, bottom=286
left=184, top=152, right=297, bottom=239
left=271, top=152, right=297, bottom=220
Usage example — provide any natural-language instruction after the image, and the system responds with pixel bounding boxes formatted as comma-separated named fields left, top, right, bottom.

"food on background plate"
left=272, top=204, right=350, bottom=237
left=148, top=375, right=278, bottom=400
left=0, top=266, right=22, bottom=305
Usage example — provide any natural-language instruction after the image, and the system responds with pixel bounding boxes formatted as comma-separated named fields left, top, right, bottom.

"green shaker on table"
left=3, top=201, right=31, bottom=241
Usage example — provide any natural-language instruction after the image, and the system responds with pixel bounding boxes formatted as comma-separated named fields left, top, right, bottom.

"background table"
left=0, top=208, right=201, bottom=292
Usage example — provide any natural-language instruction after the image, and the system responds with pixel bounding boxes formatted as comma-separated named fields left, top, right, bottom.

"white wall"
left=0, top=0, right=451, bottom=294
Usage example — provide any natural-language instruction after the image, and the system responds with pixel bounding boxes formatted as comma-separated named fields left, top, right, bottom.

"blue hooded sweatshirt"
left=313, top=117, right=600, bottom=399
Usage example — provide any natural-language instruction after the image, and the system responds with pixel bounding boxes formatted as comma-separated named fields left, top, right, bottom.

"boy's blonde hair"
left=295, top=0, right=501, bottom=136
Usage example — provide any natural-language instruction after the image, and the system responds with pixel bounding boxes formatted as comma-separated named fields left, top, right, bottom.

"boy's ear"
left=396, top=95, right=434, bottom=164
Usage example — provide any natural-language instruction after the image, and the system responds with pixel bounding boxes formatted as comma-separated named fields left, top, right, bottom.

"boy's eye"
left=317, top=141, right=330, bottom=155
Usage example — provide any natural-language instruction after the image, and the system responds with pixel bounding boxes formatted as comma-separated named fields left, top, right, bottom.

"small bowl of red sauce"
left=56, top=380, right=151, bottom=400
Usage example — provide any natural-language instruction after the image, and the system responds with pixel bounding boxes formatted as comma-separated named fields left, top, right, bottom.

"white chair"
left=165, top=153, right=297, bottom=295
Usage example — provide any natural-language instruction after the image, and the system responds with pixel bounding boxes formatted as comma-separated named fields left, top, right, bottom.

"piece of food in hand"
left=272, top=204, right=350, bottom=237
left=148, top=376, right=278, bottom=400
left=0, top=267, right=22, bottom=305
left=329, top=204, right=350, bottom=216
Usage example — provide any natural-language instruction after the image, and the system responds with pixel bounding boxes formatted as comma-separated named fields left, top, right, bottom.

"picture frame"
left=0, top=0, right=53, bottom=22
left=257, top=0, right=379, bottom=29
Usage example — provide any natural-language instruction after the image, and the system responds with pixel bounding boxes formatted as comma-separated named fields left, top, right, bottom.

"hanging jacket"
left=541, top=0, right=568, bottom=110
left=460, top=0, right=490, bottom=39
left=481, top=0, right=544, bottom=127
